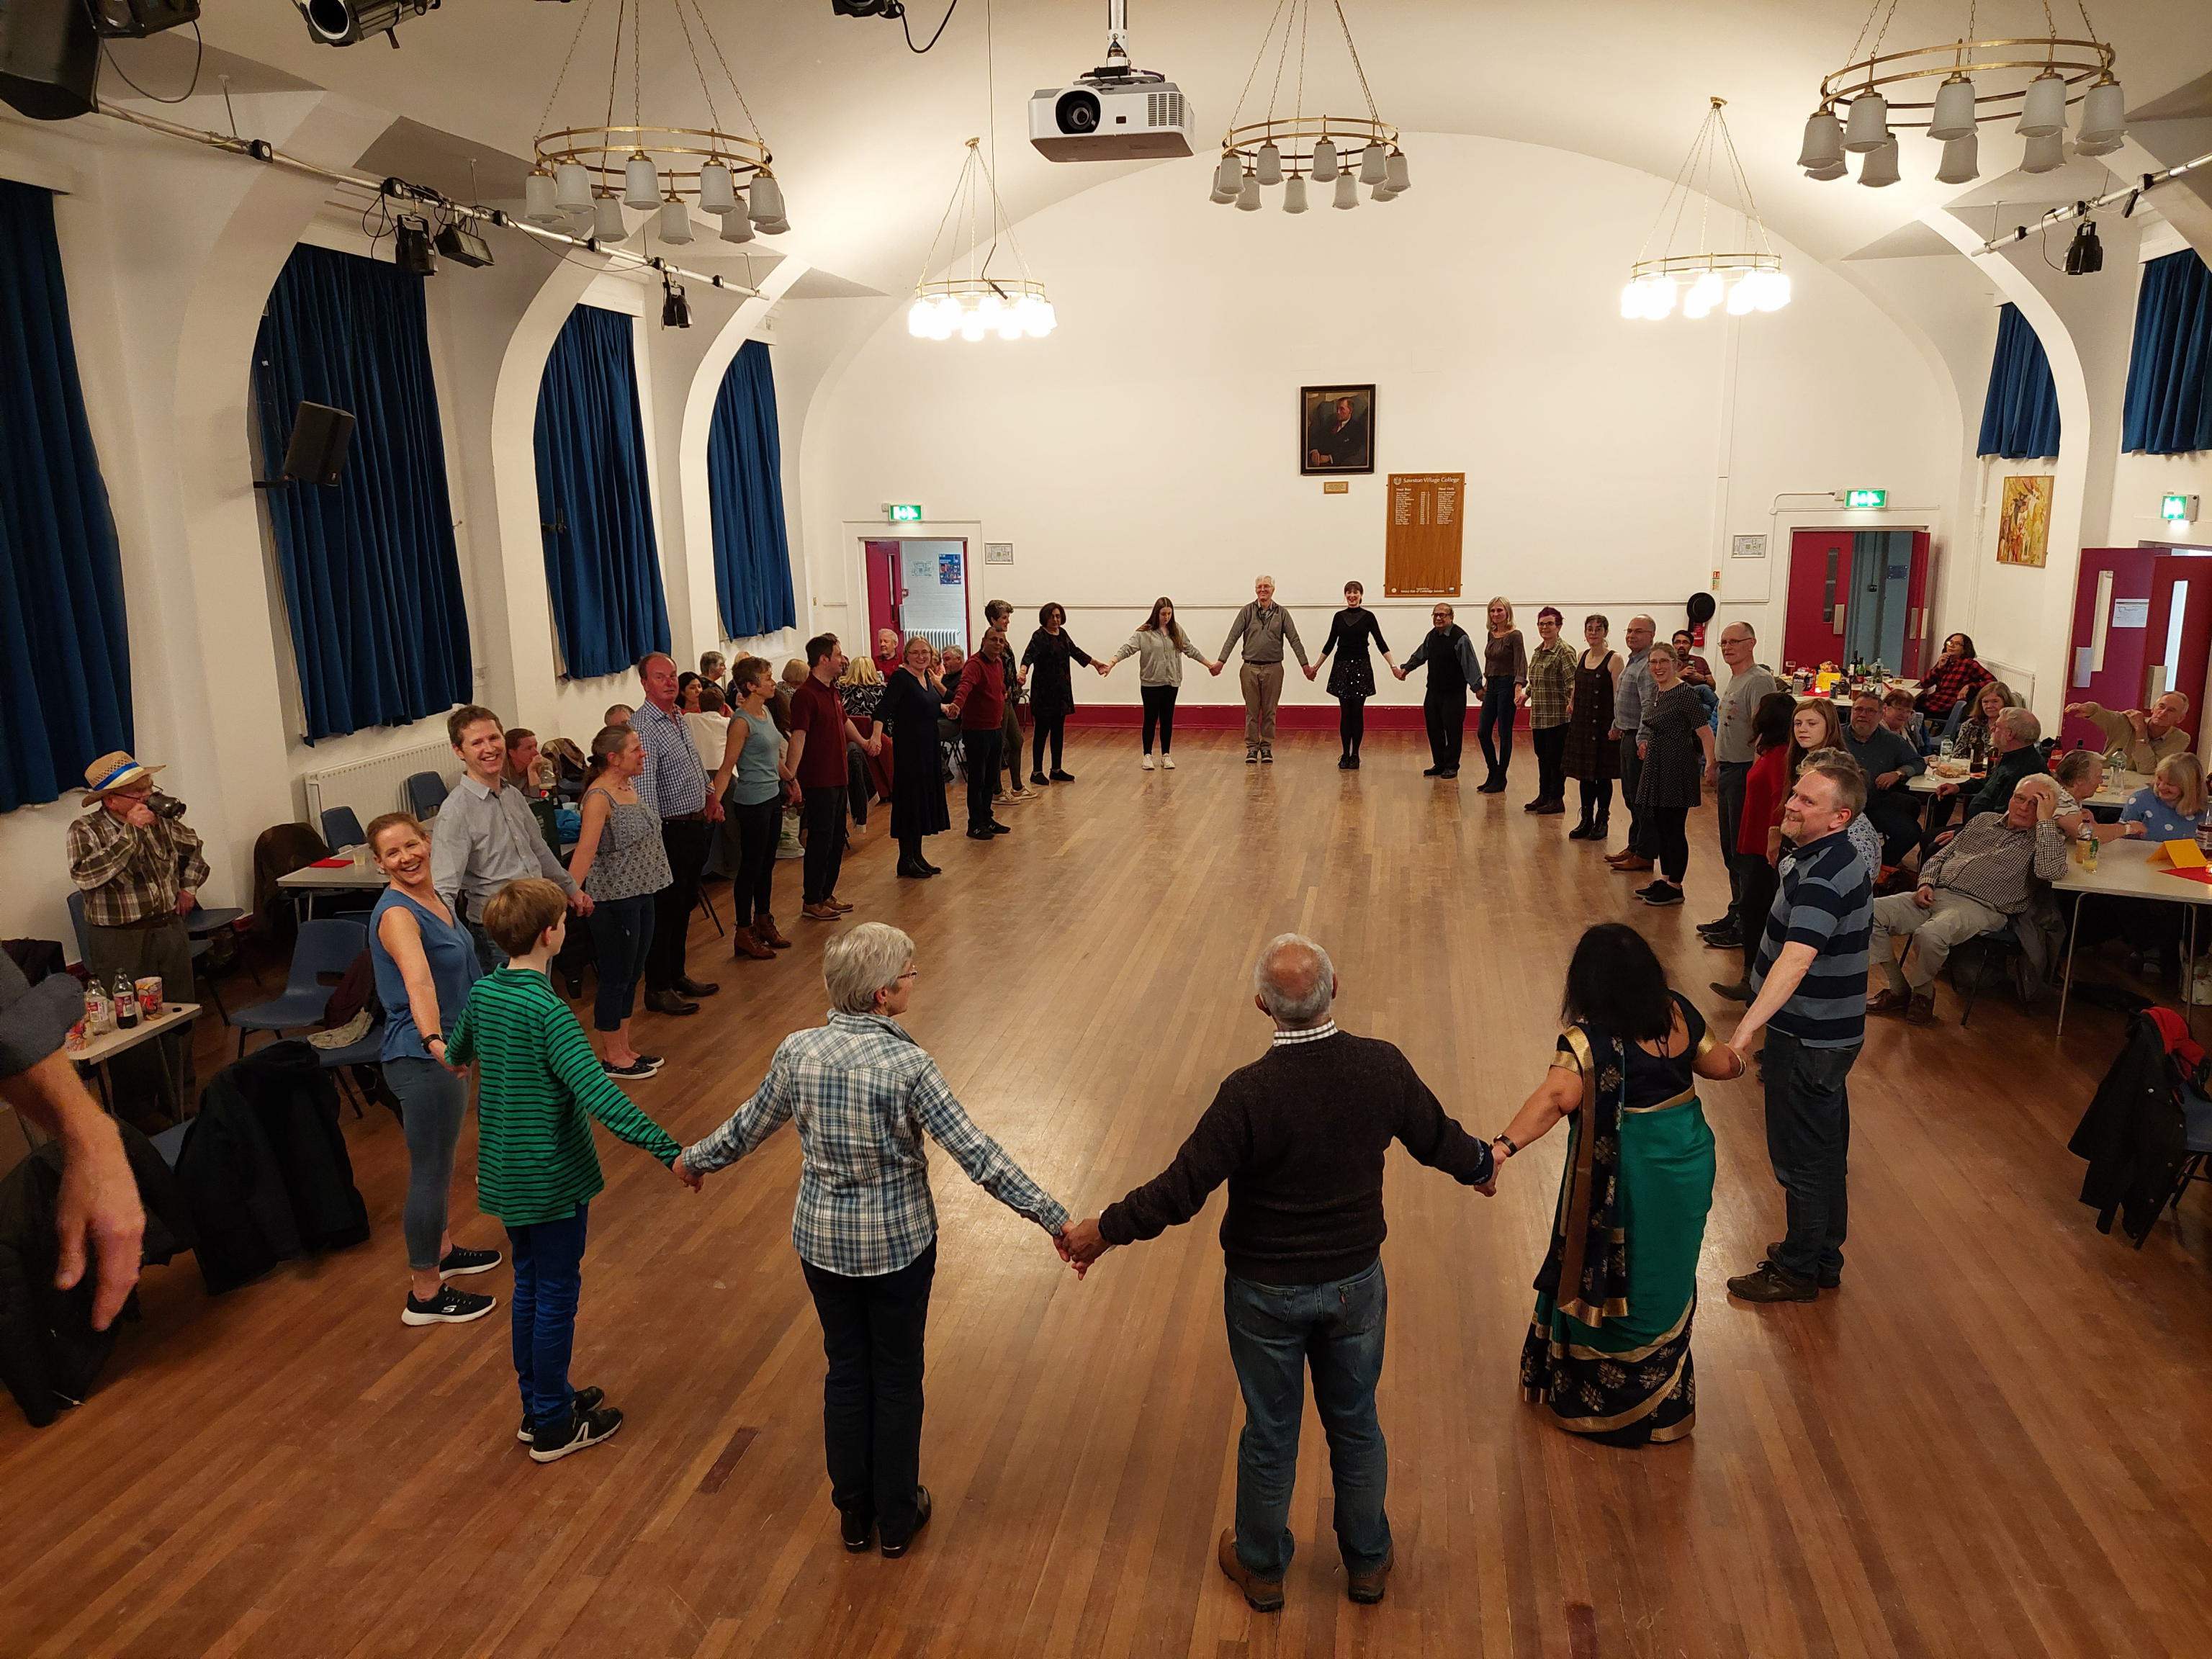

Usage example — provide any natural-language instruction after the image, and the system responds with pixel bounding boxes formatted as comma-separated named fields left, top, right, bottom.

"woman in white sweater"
left=1101, top=597, right=1220, bottom=769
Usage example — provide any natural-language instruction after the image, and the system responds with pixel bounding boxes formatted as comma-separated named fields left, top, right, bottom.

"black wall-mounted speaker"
left=0, top=0, right=99, bottom=121
left=282, top=402, right=356, bottom=487
left=88, top=0, right=202, bottom=40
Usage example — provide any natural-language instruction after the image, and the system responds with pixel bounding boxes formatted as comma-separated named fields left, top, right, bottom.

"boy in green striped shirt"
left=446, top=878, right=698, bottom=1462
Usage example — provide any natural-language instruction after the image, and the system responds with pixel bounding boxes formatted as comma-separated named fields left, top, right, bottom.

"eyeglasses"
left=896, top=969, right=920, bottom=983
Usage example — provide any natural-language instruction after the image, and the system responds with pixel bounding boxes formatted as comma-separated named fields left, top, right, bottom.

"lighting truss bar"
left=1974, top=148, right=2212, bottom=254
left=92, top=99, right=760, bottom=297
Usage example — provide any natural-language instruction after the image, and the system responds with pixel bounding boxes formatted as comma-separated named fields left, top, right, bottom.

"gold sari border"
left=1539, top=1348, right=1691, bottom=1436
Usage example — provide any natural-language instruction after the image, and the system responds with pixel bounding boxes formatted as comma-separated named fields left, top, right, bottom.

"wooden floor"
left=8, top=727, right=2212, bottom=1658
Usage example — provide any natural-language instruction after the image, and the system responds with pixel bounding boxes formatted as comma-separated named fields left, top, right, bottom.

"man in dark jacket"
left=1061, top=936, right=1493, bottom=1612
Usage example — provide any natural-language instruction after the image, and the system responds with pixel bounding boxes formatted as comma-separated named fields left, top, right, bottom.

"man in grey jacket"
left=1219, top=575, right=1310, bottom=764
left=1699, top=624, right=1779, bottom=948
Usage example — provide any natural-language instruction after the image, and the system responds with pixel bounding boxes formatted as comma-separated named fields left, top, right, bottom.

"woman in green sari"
left=1493, top=923, right=1742, bottom=1445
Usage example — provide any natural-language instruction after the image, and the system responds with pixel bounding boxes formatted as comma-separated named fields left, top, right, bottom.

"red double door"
left=1782, top=529, right=1933, bottom=676
left=2063, top=549, right=2212, bottom=747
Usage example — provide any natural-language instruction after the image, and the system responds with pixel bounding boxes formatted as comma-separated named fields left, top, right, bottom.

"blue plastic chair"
left=320, top=805, right=365, bottom=852
left=317, top=1013, right=385, bottom=1118
left=65, top=890, right=89, bottom=962
left=228, top=917, right=367, bottom=1056
left=405, top=770, right=449, bottom=819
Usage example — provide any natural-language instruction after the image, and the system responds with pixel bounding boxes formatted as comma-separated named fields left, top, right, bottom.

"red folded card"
left=309, top=857, right=354, bottom=868
left=2162, top=866, right=2212, bottom=886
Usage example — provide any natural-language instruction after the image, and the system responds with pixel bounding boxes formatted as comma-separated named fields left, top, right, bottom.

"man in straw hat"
left=66, top=750, right=208, bottom=1123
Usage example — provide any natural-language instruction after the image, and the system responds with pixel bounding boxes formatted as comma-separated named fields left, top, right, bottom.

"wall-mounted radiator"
left=300, top=744, right=454, bottom=839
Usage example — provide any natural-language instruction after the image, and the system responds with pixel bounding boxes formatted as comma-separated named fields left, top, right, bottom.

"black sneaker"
left=1049, top=770, right=1075, bottom=783
left=880, top=1485, right=932, bottom=1558
left=439, top=1244, right=503, bottom=1279
left=603, top=1056, right=665, bottom=1079
left=1725, top=1261, right=1820, bottom=1303
left=1767, top=1244, right=1843, bottom=1289
left=1259, top=749, right=1274, bottom=764
left=841, top=1508, right=874, bottom=1553
left=1638, top=883, right=1686, bottom=907
left=1246, top=750, right=1261, bottom=764
left=1701, top=926, right=1743, bottom=950
left=529, top=1403, right=624, bottom=1462
left=1030, top=771, right=1051, bottom=786
left=401, top=1285, right=497, bottom=1327
left=988, top=821, right=1012, bottom=835
left=518, top=1385, right=604, bottom=1443
left=1696, top=914, right=1735, bottom=935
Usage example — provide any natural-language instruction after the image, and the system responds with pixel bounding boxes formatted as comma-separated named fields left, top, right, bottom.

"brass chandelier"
left=1795, top=1, right=2128, bottom=186
left=1210, top=0, right=1408, bottom=213
left=908, top=139, right=1056, bottom=342
left=1624, top=99, right=1789, bottom=320
left=522, top=0, right=788, bottom=248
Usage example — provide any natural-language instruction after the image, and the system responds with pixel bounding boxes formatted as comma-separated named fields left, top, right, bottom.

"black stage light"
left=832, top=0, right=904, bottom=16
left=292, top=0, right=439, bottom=48
left=393, top=213, right=439, bottom=275
left=661, top=277, right=693, bottom=329
left=434, top=220, right=494, bottom=268
left=2064, top=216, right=2103, bottom=276
left=88, top=0, right=201, bottom=38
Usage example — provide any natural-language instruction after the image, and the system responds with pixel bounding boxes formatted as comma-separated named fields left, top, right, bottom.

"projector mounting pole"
left=1097, top=0, right=1130, bottom=78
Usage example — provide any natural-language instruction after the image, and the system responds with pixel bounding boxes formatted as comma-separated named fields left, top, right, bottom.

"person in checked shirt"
left=678, top=922, right=1071, bottom=1560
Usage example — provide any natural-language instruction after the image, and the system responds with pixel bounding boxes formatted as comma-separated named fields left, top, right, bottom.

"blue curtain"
left=534, top=305, right=669, bottom=679
left=1977, top=302, right=2062, bottom=460
left=2123, top=250, right=2212, bottom=457
left=705, top=339, right=797, bottom=640
left=0, top=179, right=132, bottom=813
left=253, top=243, right=473, bottom=742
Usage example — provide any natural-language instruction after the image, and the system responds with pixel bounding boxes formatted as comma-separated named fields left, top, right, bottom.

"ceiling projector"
left=1028, top=1, right=1193, bottom=162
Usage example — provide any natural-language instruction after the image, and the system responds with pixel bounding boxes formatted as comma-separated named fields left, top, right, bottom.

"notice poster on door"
left=939, top=551, right=963, bottom=585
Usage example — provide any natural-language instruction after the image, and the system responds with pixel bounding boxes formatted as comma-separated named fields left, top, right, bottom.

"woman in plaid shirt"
left=679, top=922, right=1070, bottom=1559
left=1912, top=633, right=1995, bottom=734
left=1519, top=606, right=1577, bottom=816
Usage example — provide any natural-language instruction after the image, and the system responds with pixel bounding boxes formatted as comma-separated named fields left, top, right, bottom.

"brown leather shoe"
left=731, top=926, right=774, bottom=961
left=755, top=914, right=792, bottom=949
left=1905, top=992, right=1938, bottom=1025
left=1610, top=855, right=1655, bottom=873
left=1868, top=988, right=1910, bottom=1015
left=824, top=895, right=856, bottom=914
left=1217, top=1530, right=1285, bottom=1612
left=1346, top=1545, right=1395, bottom=1605
left=801, top=902, right=841, bottom=923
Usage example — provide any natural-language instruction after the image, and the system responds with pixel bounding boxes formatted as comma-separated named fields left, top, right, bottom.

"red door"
left=1901, top=531, right=1933, bottom=678
left=1783, top=529, right=1854, bottom=673
left=2145, top=553, right=2212, bottom=717
left=2063, top=549, right=2157, bottom=749
left=863, top=540, right=904, bottom=657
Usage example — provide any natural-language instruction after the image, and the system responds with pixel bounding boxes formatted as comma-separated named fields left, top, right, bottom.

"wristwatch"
left=1493, top=1133, right=1519, bottom=1158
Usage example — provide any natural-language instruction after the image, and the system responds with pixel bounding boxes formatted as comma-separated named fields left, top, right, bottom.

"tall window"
left=0, top=179, right=132, bottom=812
left=534, top=305, right=670, bottom=679
left=254, top=243, right=474, bottom=742
left=705, top=339, right=797, bottom=640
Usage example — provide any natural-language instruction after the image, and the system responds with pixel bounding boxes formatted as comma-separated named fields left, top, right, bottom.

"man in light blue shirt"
left=1605, top=615, right=1657, bottom=871
left=631, top=653, right=723, bottom=1015
left=430, top=703, right=588, bottom=969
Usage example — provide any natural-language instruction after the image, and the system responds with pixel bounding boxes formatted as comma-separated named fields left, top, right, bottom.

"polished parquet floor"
left=6, top=728, right=2212, bottom=1658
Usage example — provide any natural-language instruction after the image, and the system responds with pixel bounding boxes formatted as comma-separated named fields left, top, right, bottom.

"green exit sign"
left=1845, top=488, right=1887, bottom=510
left=884, top=503, right=923, bottom=524
left=2164, top=493, right=2198, bottom=524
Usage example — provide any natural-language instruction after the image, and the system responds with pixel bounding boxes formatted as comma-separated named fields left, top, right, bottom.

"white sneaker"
left=1163, top=755, right=1176, bottom=769
left=1141, top=755, right=1155, bottom=770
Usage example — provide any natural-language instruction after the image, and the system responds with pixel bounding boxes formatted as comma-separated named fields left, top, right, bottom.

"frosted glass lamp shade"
left=1256, top=142, right=1282, bottom=186
left=907, top=300, right=932, bottom=338
left=719, top=204, right=755, bottom=243
left=1215, top=153, right=1242, bottom=194
left=1858, top=138, right=1900, bottom=187
left=697, top=162, right=738, bottom=216
left=657, top=199, right=693, bottom=244
left=1385, top=150, right=1410, bottom=192
left=623, top=154, right=660, bottom=209
left=2017, top=71, right=2067, bottom=138
left=1796, top=110, right=1844, bottom=168
left=749, top=174, right=786, bottom=229
left=524, top=172, right=560, bottom=224
left=2076, top=79, right=2126, bottom=145
left=2074, top=132, right=2123, bottom=158
left=1928, top=76, right=1978, bottom=141
left=1210, top=185, right=1238, bottom=204
left=1683, top=269, right=1724, bottom=318
left=1333, top=171, right=1358, bottom=210
left=1310, top=138, right=1336, bottom=181
left=2020, top=131, right=2064, bottom=174
left=1357, top=143, right=1387, bottom=184
left=1282, top=174, right=1308, bottom=214
left=1804, top=158, right=1849, bottom=181
left=1842, top=90, right=1889, bottom=152
left=554, top=162, right=593, bottom=213
left=1934, top=132, right=1979, bottom=184
left=1236, top=172, right=1261, bottom=210
left=1727, top=274, right=1758, bottom=316
left=1619, top=279, right=1642, bottom=320
left=1370, top=182, right=1397, bottom=202
left=592, top=196, right=629, bottom=242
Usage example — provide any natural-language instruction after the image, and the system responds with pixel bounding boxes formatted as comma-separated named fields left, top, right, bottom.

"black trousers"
left=962, top=729, right=1001, bottom=831
left=1580, top=777, right=1614, bottom=823
left=729, top=798, right=780, bottom=919
left=1532, top=724, right=1568, bottom=802
left=1338, top=696, right=1367, bottom=756
left=1141, top=684, right=1179, bottom=753
left=645, top=815, right=712, bottom=993
left=1031, top=710, right=1066, bottom=775
left=1618, top=734, right=1645, bottom=851
left=1477, top=674, right=1516, bottom=777
left=1737, top=855, right=1779, bottom=976
left=802, top=786, right=848, bottom=906
left=802, top=1241, right=936, bottom=1547
left=1863, top=788, right=1924, bottom=866
left=1716, top=760, right=1752, bottom=918
left=1424, top=695, right=1467, bottom=770
left=1647, top=804, right=1690, bottom=883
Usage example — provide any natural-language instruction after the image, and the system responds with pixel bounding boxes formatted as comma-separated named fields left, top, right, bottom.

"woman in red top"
left=1912, top=633, right=1994, bottom=734
left=1712, top=691, right=1799, bottom=1002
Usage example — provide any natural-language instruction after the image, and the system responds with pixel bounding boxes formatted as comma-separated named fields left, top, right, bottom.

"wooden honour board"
left=1384, top=472, right=1464, bottom=597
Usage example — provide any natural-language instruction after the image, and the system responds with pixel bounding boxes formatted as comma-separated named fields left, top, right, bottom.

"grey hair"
left=2013, top=773, right=2061, bottom=804
left=1253, top=933, right=1335, bottom=1027
left=1720, top=621, right=1755, bottom=642
left=2052, top=747, right=2103, bottom=788
left=823, top=922, right=914, bottom=1015
left=1997, top=706, right=2042, bottom=745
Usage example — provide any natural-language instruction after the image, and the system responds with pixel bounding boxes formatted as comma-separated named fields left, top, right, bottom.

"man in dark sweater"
left=1841, top=690, right=1926, bottom=866
left=1061, top=936, right=1493, bottom=1612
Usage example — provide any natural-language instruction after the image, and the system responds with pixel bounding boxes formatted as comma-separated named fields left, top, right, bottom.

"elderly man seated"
left=2065, top=691, right=2192, bottom=775
left=1870, top=773, right=2068, bottom=1025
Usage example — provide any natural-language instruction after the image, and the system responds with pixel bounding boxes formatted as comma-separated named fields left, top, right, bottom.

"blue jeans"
left=1762, top=1031, right=1859, bottom=1281
left=508, top=1205, right=590, bottom=1431
left=587, top=893, right=655, bottom=1032
left=1223, top=1259, right=1392, bottom=1580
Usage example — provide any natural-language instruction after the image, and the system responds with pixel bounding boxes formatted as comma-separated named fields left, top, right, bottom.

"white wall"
left=797, top=133, right=1955, bottom=707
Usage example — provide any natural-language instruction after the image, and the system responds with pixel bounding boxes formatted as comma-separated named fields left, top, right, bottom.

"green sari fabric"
left=1520, top=1002, right=1717, bottom=1445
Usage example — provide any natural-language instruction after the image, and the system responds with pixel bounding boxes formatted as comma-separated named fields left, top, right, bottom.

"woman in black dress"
left=1631, top=642, right=1715, bottom=909
left=878, top=634, right=953, bottom=878
left=1313, top=580, right=1397, bottom=769
left=1021, top=602, right=1097, bottom=786
left=1564, top=613, right=1622, bottom=842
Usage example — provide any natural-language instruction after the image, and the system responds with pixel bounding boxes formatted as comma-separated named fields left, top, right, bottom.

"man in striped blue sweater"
left=1725, top=753, right=1872, bottom=1304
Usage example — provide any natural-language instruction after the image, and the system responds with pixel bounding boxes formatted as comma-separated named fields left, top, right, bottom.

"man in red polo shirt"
left=945, top=629, right=1014, bottom=841
left=787, top=634, right=880, bottom=924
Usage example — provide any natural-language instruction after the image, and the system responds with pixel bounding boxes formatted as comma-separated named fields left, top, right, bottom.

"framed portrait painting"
left=1996, top=475, right=2051, bottom=568
left=1301, top=384, right=1375, bottom=475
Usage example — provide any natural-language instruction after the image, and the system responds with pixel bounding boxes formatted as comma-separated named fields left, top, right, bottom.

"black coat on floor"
left=2069, top=1012, right=2188, bottom=1244
left=175, top=1040, right=369, bottom=1293
left=0, top=1122, right=195, bottom=1426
